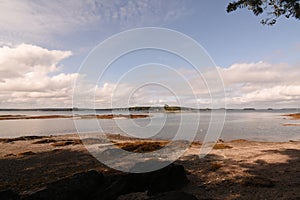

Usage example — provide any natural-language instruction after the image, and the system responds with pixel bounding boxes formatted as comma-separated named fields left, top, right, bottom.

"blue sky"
left=0, top=0, right=299, bottom=108
left=39, top=0, right=300, bottom=70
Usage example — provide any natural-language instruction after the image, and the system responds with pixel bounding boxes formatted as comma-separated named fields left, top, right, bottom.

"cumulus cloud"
left=91, top=61, right=300, bottom=109
left=0, top=44, right=78, bottom=108
left=0, top=44, right=71, bottom=81
left=217, top=61, right=300, bottom=108
left=0, top=44, right=299, bottom=108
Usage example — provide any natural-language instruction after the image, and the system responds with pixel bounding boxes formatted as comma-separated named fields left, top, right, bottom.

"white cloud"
left=0, top=44, right=299, bottom=109
left=219, top=61, right=299, bottom=85
left=0, top=44, right=78, bottom=108
left=70, top=61, right=300, bottom=109
left=0, top=44, right=71, bottom=81
left=217, top=61, right=300, bottom=108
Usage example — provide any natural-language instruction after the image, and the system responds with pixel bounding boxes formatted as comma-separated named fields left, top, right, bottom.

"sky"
left=0, top=0, right=299, bottom=109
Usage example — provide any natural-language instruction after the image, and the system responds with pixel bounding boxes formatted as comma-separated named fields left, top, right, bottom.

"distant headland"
left=0, top=106, right=299, bottom=112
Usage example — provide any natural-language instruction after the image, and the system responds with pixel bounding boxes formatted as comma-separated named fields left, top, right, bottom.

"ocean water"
left=0, top=110, right=299, bottom=142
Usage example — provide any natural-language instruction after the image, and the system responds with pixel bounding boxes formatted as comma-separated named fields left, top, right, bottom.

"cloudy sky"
left=0, top=0, right=299, bottom=109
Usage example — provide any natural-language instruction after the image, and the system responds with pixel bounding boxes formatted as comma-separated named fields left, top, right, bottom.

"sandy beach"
left=0, top=134, right=299, bottom=199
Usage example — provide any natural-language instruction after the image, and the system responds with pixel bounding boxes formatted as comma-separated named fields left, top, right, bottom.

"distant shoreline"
left=0, top=114, right=149, bottom=121
left=0, top=107, right=299, bottom=112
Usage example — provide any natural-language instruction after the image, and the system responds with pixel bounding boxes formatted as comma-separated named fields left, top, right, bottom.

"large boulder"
left=145, top=163, right=189, bottom=195
left=92, top=163, right=189, bottom=199
left=26, top=163, right=189, bottom=200
left=26, top=170, right=105, bottom=200
left=149, top=191, right=198, bottom=200
left=0, top=189, right=20, bottom=200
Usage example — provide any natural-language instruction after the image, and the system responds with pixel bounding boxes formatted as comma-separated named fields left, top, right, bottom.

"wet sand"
left=0, top=134, right=299, bottom=199
left=282, top=113, right=300, bottom=126
left=284, top=113, right=300, bottom=120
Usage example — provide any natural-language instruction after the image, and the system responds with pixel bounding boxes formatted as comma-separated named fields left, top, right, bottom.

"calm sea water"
left=0, top=110, right=299, bottom=142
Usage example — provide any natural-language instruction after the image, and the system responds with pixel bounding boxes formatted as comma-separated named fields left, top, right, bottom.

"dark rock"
left=146, top=163, right=189, bottom=195
left=26, top=164, right=189, bottom=200
left=26, top=170, right=105, bottom=200
left=92, top=174, right=130, bottom=200
left=18, top=151, right=36, bottom=156
left=149, top=191, right=198, bottom=200
left=4, top=153, right=16, bottom=157
left=92, top=163, right=189, bottom=199
left=51, top=140, right=81, bottom=147
left=32, top=139, right=57, bottom=144
left=20, top=136, right=46, bottom=140
left=0, top=189, right=20, bottom=200
left=0, top=136, right=46, bottom=143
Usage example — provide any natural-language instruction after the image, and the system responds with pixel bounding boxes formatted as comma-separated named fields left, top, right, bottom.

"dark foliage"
left=227, top=0, right=300, bottom=25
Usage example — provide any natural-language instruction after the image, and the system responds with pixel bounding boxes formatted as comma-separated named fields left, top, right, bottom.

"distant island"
left=0, top=114, right=149, bottom=121
left=0, top=107, right=299, bottom=112
left=243, top=108, right=256, bottom=111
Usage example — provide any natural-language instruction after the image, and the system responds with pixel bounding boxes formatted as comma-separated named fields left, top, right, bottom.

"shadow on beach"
left=0, top=137, right=300, bottom=199
left=177, top=148, right=300, bottom=199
